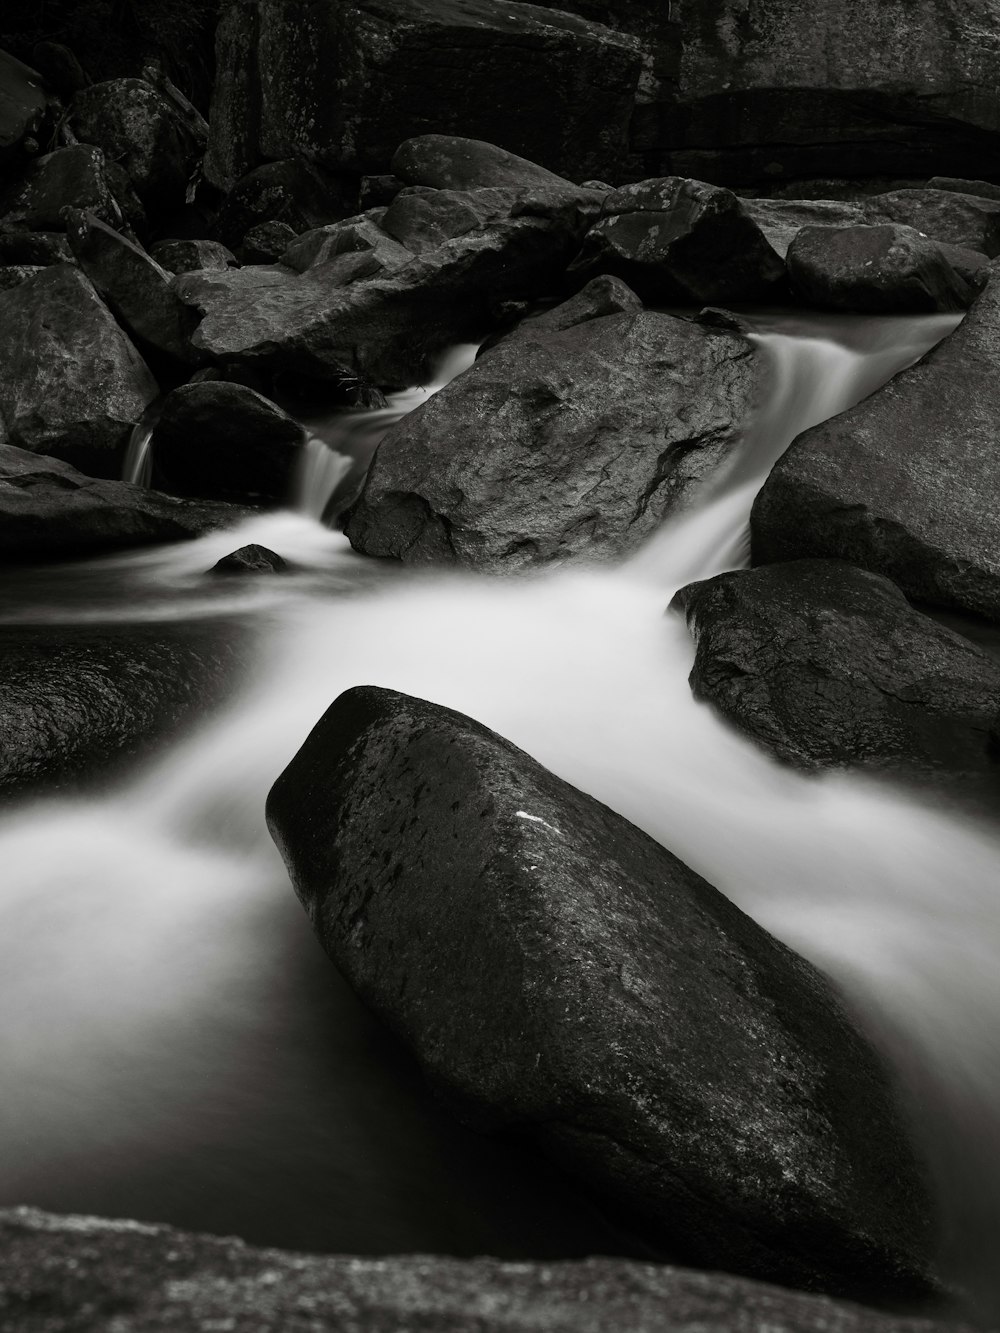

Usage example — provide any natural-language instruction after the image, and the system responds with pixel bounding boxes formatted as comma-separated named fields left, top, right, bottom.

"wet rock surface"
left=151, top=382, right=306, bottom=505
left=672, top=560, right=1000, bottom=775
left=267, top=685, right=936, bottom=1301
left=209, top=543, right=289, bottom=576
left=751, top=268, right=1000, bottom=621
left=0, top=443, right=248, bottom=563
left=0, top=264, right=157, bottom=477
left=344, top=305, right=760, bottom=570
left=0, top=1207, right=976, bottom=1333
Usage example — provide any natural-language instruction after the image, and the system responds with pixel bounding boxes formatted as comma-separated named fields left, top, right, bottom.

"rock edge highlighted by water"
left=0, top=1206, right=977, bottom=1333
left=267, top=685, right=937, bottom=1303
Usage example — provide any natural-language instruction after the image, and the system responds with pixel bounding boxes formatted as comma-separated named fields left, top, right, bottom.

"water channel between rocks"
left=4, top=310, right=999, bottom=1305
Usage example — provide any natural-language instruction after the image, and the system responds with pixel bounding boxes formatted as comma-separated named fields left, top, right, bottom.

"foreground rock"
left=751, top=270, right=1000, bottom=621
left=0, top=444, right=248, bottom=563
left=571, top=178, right=786, bottom=304
left=787, top=225, right=977, bottom=312
left=0, top=265, right=157, bottom=477
left=672, top=561, right=1000, bottom=774
left=150, top=383, right=306, bottom=504
left=0, top=623, right=245, bottom=802
left=267, top=685, right=935, bottom=1301
left=176, top=180, right=602, bottom=385
left=0, top=1207, right=973, bottom=1333
left=209, top=544, right=288, bottom=575
left=205, top=0, right=642, bottom=189
left=345, top=301, right=759, bottom=570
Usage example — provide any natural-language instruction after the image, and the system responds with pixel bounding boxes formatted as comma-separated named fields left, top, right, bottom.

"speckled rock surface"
left=0, top=264, right=157, bottom=477
left=0, top=144, right=129, bottom=233
left=0, top=1207, right=978, bottom=1333
left=267, top=685, right=937, bottom=1302
left=344, top=306, right=760, bottom=570
left=672, top=560, right=1000, bottom=774
left=751, top=267, right=1000, bottom=621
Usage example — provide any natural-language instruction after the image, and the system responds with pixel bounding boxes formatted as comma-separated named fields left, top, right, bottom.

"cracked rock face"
left=344, top=299, right=762, bottom=570
left=266, top=685, right=937, bottom=1302
left=672, top=559, right=1000, bottom=777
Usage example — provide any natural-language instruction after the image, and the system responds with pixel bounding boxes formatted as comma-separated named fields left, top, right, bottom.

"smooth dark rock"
left=215, top=159, right=357, bottom=250
left=345, top=307, right=759, bottom=570
left=151, top=382, right=305, bottom=504
left=0, top=623, right=245, bottom=802
left=869, top=188, right=1000, bottom=257
left=0, top=443, right=248, bottom=563
left=267, top=685, right=936, bottom=1301
left=239, top=219, right=298, bottom=264
left=206, top=0, right=642, bottom=187
left=0, top=144, right=127, bottom=233
left=571, top=177, right=786, bottom=304
left=0, top=1207, right=974, bottom=1333
left=672, top=561, right=1000, bottom=775
left=0, top=49, right=48, bottom=164
left=70, top=77, right=207, bottom=213
left=150, top=238, right=238, bottom=275
left=392, top=134, right=581, bottom=192
left=787, top=224, right=976, bottom=312
left=64, top=210, right=200, bottom=366
left=359, top=173, right=403, bottom=209
left=0, top=264, right=157, bottom=477
left=928, top=176, right=1000, bottom=202
left=176, top=186, right=601, bottom=385
left=0, top=228, right=72, bottom=266
left=751, top=268, right=1000, bottom=621
left=210, top=543, right=288, bottom=575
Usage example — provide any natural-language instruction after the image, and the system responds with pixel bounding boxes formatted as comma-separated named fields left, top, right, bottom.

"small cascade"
left=292, top=437, right=354, bottom=521
left=122, top=413, right=156, bottom=488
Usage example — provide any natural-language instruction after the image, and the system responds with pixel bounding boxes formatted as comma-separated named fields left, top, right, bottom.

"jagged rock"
left=738, top=197, right=869, bottom=258
left=786, top=224, right=976, bottom=312
left=0, top=264, right=157, bottom=477
left=751, top=268, right=1000, bottom=621
left=70, top=77, right=206, bottom=213
left=0, top=144, right=126, bottom=233
left=239, top=219, right=298, bottom=264
left=0, top=1206, right=974, bottom=1333
left=0, top=49, right=49, bottom=165
left=344, top=307, right=760, bottom=570
left=0, top=443, right=247, bottom=563
left=0, top=230, right=72, bottom=265
left=149, top=238, right=237, bottom=275
left=64, top=210, right=200, bottom=366
left=868, top=188, right=1000, bottom=256
left=0, top=264, right=43, bottom=290
left=267, top=685, right=936, bottom=1301
left=176, top=186, right=602, bottom=386
left=672, top=560, right=1000, bottom=775
left=151, top=382, right=305, bottom=504
left=668, top=0, right=1000, bottom=187
left=380, top=184, right=583, bottom=255
left=205, top=0, right=642, bottom=187
left=392, top=134, right=581, bottom=192
left=280, top=212, right=413, bottom=275
left=482, top=274, right=643, bottom=355
left=209, top=543, right=288, bottom=575
left=571, top=177, right=786, bottom=303
left=215, top=159, right=357, bottom=250
left=0, top=621, right=245, bottom=801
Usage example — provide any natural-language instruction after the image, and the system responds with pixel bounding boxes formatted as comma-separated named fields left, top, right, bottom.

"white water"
left=6, top=311, right=999, bottom=1307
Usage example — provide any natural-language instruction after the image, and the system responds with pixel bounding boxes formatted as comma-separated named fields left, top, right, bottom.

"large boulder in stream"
left=150, top=382, right=306, bottom=505
left=0, top=264, right=158, bottom=478
left=267, top=685, right=936, bottom=1301
left=344, top=299, right=760, bottom=570
left=0, top=1206, right=974, bottom=1333
left=752, top=267, right=1000, bottom=622
left=175, top=180, right=603, bottom=385
left=786, top=225, right=978, bottom=313
left=672, top=560, right=1000, bottom=775
left=205, top=0, right=642, bottom=190
left=0, top=444, right=249, bottom=564
left=0, top=621, right=247, bottom=802
left=570, top=177, right=787, bottom=304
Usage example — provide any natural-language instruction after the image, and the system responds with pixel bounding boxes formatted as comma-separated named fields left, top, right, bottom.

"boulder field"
left=267, top=685, right=937, bottom=1304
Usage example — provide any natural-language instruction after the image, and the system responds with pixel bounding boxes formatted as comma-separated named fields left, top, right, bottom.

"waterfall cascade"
left=8, top=311, right=999, bottom=1310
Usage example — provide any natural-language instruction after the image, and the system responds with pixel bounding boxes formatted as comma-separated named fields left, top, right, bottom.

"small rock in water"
left=209, top=544, right=288, bottom=576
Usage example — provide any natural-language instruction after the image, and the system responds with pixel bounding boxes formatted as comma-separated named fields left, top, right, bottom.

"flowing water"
left=4, top=310, right=999, bottom=1310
